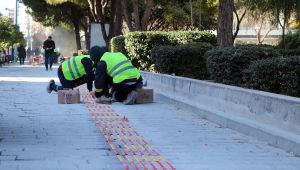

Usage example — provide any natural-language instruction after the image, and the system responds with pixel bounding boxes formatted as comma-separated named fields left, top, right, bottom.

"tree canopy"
left=25, top=0, right=219, bottom=48
left=232, top=0, right=300, bottom=48
left=24, top=0, right=300, bottom=49
left=23, top=0, right=89, bottom=50
left=0, top=16, right=25, bottom=49
left=148, top=0, right=218, bottom=31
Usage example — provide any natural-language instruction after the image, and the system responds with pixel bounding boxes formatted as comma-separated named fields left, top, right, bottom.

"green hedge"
left=124, top=31, right=217, bottom=70
left=243, top=56, right=300, bottom=97
left=168, top=31, right=217, bottom=45
left=278, top=31, right=300, bottom=49
left=235, top=44, right=300, bottom=57
left=235, top=44, right=275, bottom=49
left=277, top=49, right=300, bottom=57
left=110, top=35, right=127, bottom=55
left=125, top=32, right=173, bottom=69
left=151, top=43, right=213, bottom=79
left=205, top=45, right=280, bottom=85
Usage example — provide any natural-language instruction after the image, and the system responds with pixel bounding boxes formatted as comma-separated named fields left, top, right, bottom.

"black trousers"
left=112, top=78, right=143, bottom=102
left=96, top=75, right=143, bottom=102
left=19, top=57, right=25, bottom=64
left=44, top=51, right=53, bottom=70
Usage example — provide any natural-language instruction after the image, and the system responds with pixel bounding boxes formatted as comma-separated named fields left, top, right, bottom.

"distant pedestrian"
left=43, top=36, right=55, bottom=71
left=12, top=47, right=15, bottom=63
left=17, top=44, right=26, bottom=65
left=26, top=47, right=31, bottom=59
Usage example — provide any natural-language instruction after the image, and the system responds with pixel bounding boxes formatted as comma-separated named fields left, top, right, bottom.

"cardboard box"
left=58, top=89, right=80, bottom=104
left=136, top=88, right=154, bottom=104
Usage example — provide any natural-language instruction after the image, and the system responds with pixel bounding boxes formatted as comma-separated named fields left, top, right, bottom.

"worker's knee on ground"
left=114, top=92, right=128, bottom=102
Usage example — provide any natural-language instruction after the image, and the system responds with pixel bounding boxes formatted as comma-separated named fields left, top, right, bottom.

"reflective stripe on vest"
left=67, top=59, right=76, bottom=79
left=108, top=60, right=130, bottom=75
left=62, top=55, right=89, bottom=80
left=72, top=57, right=81, bottom=78
left=111, top=65, right=135, bottom=77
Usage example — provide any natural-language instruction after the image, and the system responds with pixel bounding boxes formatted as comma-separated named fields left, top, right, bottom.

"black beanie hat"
left=89, top=46, right=107, bottom=64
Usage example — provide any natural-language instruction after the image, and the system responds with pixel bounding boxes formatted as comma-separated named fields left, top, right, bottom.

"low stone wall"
left=141, top=71, right=300, bottom=156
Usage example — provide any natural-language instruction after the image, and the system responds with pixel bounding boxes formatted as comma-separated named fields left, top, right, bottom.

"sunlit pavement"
left=1, top=62, right=300, bottom=170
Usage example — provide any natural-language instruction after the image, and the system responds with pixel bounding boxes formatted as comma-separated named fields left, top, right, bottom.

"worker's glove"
left=90, top=91, right=96, bottom=98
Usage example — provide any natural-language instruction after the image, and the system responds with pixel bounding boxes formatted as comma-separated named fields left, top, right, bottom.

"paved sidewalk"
left=0, top=64, right=300, bottom=170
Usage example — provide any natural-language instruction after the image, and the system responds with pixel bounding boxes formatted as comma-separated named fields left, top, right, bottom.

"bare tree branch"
left=233, top=6, right=246, bottom=41
left=87, top=0, right=97, bottom=22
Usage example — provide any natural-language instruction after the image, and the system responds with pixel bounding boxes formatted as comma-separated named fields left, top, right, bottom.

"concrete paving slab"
left=112, top=101, right=300, bottom=170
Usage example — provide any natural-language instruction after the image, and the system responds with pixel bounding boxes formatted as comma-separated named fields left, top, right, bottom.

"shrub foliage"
left=151, top=43, right=213, bottom=79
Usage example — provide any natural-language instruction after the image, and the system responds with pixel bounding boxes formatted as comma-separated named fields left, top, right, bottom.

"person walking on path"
left=46, top=54, right=95, bottom=94
left=43, top=36, right=55, bottom=71
left=89, top=46, right=143, bottom=105
left=17, top=44, right=26, bottom=65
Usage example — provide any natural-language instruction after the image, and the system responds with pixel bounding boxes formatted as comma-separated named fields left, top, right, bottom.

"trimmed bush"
left=277, top=49, right=300, bottom=57
left=151, top=43, right=213, bottom=79
left=110, top=35, right=127, bottom=55
left=278, top=31, right=300, bottom=49
left=124, top=31, right=217, bottom=70
left=125, top=32, right=173, bottom=69
left=205, top=45, right=280, bottom=85
left=243, top=56, right=300, bottom=97
left=234, top=43, right=275, bottom=49
left=169, top=31, right=217, bottom=45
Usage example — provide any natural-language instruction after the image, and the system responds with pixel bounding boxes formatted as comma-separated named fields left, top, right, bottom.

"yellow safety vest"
left=100, top=52, right=140, bottom=83
left=62, top=55, right=90, bottom=80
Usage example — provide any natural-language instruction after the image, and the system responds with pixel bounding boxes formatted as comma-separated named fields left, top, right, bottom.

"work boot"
left=95, top=96, right=112, bottom=104
left=46, top=79, right=55, bottom=93
left=123, top=90, right=138, bottom=105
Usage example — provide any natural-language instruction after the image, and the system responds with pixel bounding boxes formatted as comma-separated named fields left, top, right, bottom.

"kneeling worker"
left=46, top=54, right=95, bottom=93
left=89, top=46, right=143, bottom=105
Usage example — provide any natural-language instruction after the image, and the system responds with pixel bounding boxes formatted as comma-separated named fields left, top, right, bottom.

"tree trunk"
left=190, top=0, right=193, bottom=27
left=282, top=9, right=288, bottom=49
left=114, top=0, right=123, bottom=36
left=87, top=0, right=109, bottom=46
left=83, top=26, right=90, bottom=50
left=277, top=9, right=287, bottom=49
left=132, top=0, right=141, bottom=30
left=74, top=22, right=82, bottom=50
left=253, top=21, right=262, bottom=44
left=69, top=4, right=82, bottom=50
left=108, top=0, right=122, bottom=41
left=282, top=24, right=286, bottom=49
left=257, top=28, right=261, bottom=44
left=141, top=0, right=154, bottom=31
left=260, top=28, right=273, bottom=44
left=217, top=0, right=234, bottom=48
left=85, top=31, right=90, bottom=50
left=121, top=0, right=154, bottom=32
left=121, top=0, right=134, bottom=31
left=108, top=0, right=117, bottom=39
left=80, top=17, right=90, bottom=50
left=87, top=0, right=97, bottom=21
